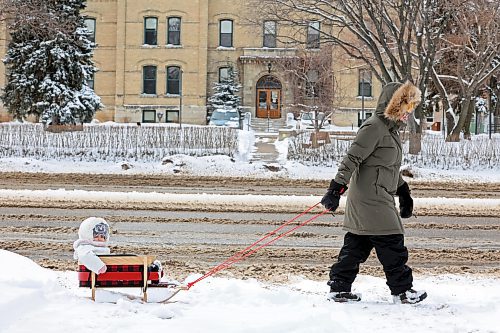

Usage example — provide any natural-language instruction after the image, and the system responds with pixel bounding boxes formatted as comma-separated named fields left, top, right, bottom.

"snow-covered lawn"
left=0, top=250, right=498, bottom=333
left=0, top=155, right=499, bottom=183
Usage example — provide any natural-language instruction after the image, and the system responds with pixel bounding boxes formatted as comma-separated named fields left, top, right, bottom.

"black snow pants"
left=328, top=232, right=413, bottom=295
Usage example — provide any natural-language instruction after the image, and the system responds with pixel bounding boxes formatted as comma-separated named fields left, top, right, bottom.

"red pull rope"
left=188, top=202, right=320, bottom=287
left=187, top=202, right=329, bottom=289
left=202, top=208, right=331, bottom=278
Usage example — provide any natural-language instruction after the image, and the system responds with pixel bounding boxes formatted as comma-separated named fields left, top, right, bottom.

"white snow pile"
left=0, top=250, right=499, bottom=333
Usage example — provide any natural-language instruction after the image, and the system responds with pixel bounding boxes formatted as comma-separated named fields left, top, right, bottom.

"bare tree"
left=0, top=0, right=75, bottom=37
left=276, top=46, right=339, bottom=133
left=247, top=0, right=451, bottom=153
left=431, top=0, right=500, bottom=141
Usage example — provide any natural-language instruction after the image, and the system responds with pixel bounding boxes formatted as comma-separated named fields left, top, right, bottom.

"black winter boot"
left=328, top=291, right=362, bottom=302
left=393, top=289, right=427, bottom=304
left=327, top=281, right=361, bottom=302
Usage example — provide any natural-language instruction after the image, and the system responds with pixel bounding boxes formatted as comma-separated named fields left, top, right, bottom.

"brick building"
left=0, top=0, right=381, bottom=127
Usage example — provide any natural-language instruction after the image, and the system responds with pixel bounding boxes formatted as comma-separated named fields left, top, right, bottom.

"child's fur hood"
left=383, top=81, right=421, bottom=122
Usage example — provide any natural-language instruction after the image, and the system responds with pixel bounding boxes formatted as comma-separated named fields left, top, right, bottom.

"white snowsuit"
left=73, top=217, right=110, bottom=274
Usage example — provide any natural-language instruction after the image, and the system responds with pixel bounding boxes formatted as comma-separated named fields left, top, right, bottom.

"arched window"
left=166, top=66, right=181, bottom=95
left=219, top=19, right=233, bottom=47
left=307, top=21, right=320, bottom=49
left=143, top=65, right=157, bottom=94
left=87, top=72, right=95, bottom=90
left=167, top=17, right=181, bottom=45
left=218, top=67, right=230, bottom=82
left=84, top=17, right=96, bottom=43
left=144, top=17, right=158, bottom=45
left=263, top=21, right=276, bottom=48
left=358, top=69, right=372, bottom=97
left=306, top=69, right=319, bottom=97
left=256, top=75, right=282, bottom=89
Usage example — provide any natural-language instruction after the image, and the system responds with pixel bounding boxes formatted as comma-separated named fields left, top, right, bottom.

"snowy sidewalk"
left=250, top=133, right=280, bottom=164
left=1, top=250, right=499, bottom=333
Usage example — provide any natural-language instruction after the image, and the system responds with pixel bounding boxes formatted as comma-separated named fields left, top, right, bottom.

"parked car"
left=299, top=111, right=329, bottom=129
left=208, top=109, right=240, bottom=128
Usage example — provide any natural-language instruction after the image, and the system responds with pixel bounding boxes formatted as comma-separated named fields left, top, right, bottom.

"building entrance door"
left=257, top=89, right=281, bottom=118
left=256, top=75, right=282, bottom=119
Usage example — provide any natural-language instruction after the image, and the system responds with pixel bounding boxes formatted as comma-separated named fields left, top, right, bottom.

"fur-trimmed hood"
left=375, top=81, right=421, bottom=123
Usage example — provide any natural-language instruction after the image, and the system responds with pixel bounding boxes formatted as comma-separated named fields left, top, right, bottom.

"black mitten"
left=321, top=180, right=348, bottom=212
left=396, top=182, right=413, bottom=218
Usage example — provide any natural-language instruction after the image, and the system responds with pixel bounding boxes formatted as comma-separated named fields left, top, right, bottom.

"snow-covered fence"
left=402, top=134, right=500, bottom=169
left=288, top=131, right=500, bottom=169
left=0, top=123, right=239, bottom=161
left=287, top=132, right=352, bottom=166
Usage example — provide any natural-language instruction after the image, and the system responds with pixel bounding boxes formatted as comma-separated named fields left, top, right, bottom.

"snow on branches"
left=0, top=0, right=102, bottom=124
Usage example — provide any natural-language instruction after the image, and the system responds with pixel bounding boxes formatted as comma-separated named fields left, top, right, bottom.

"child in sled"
left=73, top=217, right=111, bottom=275
left=73, top=217, right=163, bottom=275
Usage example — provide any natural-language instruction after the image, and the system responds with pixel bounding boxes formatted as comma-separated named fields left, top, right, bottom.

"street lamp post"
left=267, top=62, right=272, bottom=132
left=489, top=77, right=494, bottom=139
left=179, top=69, right=183, bottom=129
left=361, top=76, right=365, bottom=126
left=442, top=104, right=446, bottom=139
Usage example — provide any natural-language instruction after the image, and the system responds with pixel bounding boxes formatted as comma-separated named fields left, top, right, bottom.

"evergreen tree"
left=208, top=66, right=242, bottom=112
left=1, top=0, right=101, bottom=124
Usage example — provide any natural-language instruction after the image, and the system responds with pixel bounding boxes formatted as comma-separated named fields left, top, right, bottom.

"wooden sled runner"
left=78, top=254, right=185, bottom=303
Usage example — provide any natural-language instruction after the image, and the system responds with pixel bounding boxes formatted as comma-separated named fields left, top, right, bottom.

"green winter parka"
left=334, top=82, right=421, bottom=235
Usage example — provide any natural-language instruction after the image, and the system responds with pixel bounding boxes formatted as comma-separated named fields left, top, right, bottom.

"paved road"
left=1, top=210, right=499, bottom=249
left=0, top=174, right=499, bottom=282
left=0, top=172, right=498, bottom=198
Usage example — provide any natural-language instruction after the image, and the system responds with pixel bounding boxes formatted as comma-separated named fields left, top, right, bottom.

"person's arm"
left=76, top=245, right=106, bottom=274
left=398, top=172, right=406, bottom=188
left=334, top=123, right=380, bottom=185
left=321, top=124, right=379, bottom=212
left=396, top=179, right=413, bottom=218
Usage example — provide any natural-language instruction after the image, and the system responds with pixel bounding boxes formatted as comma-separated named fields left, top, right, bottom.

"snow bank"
left=0, top=250, right=499, bottom=333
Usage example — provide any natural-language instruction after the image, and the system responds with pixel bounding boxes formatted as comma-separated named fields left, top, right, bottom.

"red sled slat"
left=78, top=271, right=161, bottom=282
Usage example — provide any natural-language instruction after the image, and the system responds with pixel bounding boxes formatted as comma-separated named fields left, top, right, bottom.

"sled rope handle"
left=187, top=202, right=329, bottom=289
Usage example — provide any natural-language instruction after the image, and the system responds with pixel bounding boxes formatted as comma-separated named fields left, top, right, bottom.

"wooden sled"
left=78, top=254, right=185, bottom=302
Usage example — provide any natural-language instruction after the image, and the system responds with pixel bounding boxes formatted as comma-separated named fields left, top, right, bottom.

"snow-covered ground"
left=0, top=250, right=499, bottom=333
left=1, top=129, right=499, bottom=332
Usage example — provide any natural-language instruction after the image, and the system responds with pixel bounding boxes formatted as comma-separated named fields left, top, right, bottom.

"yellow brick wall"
left=0, top=0, right=381, bottom=125
left=0, top=18, right=11, bottom=122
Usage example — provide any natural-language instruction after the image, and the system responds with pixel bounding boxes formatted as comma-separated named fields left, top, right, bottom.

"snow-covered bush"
left=208, top=66, right=241, bottom=113
left=0, top=123, right=239, bottom=161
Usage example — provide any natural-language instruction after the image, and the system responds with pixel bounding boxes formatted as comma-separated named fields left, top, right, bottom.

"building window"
left=358, top=69, right=372, bottom=97
left=143, top=66, right=157, bottom=94
left=166, top=110, right=179, bottom=123
left=263, top=21, right=276, bottom=48
left=307, top=21, right=320, bottom=49
left=87, top=72, right=95, bottom=90
left=84, top=18, right=96, bottom=43
left=142, top=110, right=156, bottom=123
left=305, top=69, right=319, bottom=97
left=144, top=17, right=158, bottom=45
left=166, top=66, right=181, bottom=95
left=219, top=67, right=230, bottom=82
left=219, top=19, right=233, bottom=47
left=167, top=17, right=181, bottom=45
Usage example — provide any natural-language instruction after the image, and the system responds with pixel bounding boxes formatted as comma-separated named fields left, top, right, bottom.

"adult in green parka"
left=321, top=81, right=427, bottom=304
